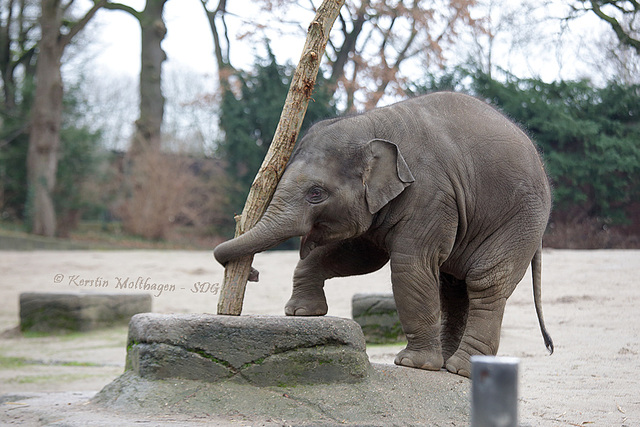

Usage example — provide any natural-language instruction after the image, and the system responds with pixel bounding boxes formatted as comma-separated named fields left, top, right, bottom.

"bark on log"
left=217, top=0, right=345, bottom=315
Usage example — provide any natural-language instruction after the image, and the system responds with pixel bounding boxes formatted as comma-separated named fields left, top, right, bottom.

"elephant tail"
left=532, top=245, right=554, bottom=354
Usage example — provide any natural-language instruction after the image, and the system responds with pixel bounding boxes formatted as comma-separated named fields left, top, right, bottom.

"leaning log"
left=217, top=0, right=345, bottom=315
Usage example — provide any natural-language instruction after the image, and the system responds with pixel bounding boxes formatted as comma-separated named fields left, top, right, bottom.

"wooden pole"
left=217, top=0, right=346, bottom=316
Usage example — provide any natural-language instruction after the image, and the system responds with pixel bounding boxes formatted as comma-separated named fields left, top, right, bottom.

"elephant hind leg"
left=444, top=284, right=508, bottom=377
left=440, top=273, right=469, bottom=362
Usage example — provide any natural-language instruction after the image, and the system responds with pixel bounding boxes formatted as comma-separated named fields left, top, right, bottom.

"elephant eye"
left=305, top=186, right=328, bottom=204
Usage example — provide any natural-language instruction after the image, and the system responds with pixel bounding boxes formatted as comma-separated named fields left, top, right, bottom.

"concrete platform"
left=91, top=313, right=470, bottom=425
left=3, top=313, right=470, bottom=425
left=2, top=363, right=471, bottom=426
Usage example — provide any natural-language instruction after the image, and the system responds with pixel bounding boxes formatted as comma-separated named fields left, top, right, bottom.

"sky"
left=84, top=0, right=614, bottom=83
left=91, top=0, right=212, bottom=77
left=88, top=0, right=314, bottom=79
left=68, top=0, right=618, bottom=151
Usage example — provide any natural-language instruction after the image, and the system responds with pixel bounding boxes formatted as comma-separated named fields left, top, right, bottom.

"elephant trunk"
left=213, top=211, right=302, bottom=266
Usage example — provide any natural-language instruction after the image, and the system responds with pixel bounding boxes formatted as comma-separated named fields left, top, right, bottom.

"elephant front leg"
left=285, top=238, right=390, bottom=316
left=285, top=249, right=329, bottom=316
left=391, top=255, right=444, bottom=371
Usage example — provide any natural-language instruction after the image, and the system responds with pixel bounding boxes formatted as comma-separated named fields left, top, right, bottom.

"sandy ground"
left=0, top=249, right=638, bottom=425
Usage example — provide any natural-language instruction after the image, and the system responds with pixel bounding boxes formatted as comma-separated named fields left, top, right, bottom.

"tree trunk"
left=217, top=0, right=346, bottom=316
left=27, top=0, right=63, bottom=237
left=26, top=0, right=105, bottom=237
left=104, top=0, right=167, bottom=154
left=103, top=1, right=168, bottom=239
left=132, top=0, right=167, bottom=153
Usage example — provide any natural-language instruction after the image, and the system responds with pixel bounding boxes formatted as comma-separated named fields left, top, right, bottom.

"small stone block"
left=125, top=313, right=370, bottom=385
left=20, top=292, right=152, bottom=333
left=352, top=293, right=405, bottom=344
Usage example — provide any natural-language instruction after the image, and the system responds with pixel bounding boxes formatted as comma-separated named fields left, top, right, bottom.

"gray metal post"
left=471, top=356, right=520, bottom=427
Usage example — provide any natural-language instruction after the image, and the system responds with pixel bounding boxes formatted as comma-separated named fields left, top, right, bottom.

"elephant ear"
left=364, top=139, right=415, bottom=214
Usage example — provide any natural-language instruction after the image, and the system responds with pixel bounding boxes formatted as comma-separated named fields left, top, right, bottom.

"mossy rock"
left=19, top=292, right=152, bottom=333
left=125, top=313, right=370, bottom=386
left=352, top=293, right=406, bottom=344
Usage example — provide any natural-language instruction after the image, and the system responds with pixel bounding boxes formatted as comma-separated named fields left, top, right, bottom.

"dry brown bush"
left=545, top=217, right=640, bottom=249
left=116, top=150, right=227, bottom=241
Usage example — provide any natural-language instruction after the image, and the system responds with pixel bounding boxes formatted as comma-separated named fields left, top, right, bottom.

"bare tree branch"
left=329, top=0, right=367, bottom=82
left=201, top=0, right=236, bottom=83
left=103, top=1, right=142, bottom=19
left=589, top=0, right=640, bottom=54
left=60, top=0, right=108, bottom=48
left=206, top=0, right=479, bottom=109
left=217, top=0, right=346, bottom=315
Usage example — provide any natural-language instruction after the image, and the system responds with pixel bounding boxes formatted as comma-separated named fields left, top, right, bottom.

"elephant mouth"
left=300, top=223, right=328, bottom=259
left=300, top=221, right=349, bottom=260
left=300, top=231, right=320, bottom=259
left=300, top=234, right=315, bottom=259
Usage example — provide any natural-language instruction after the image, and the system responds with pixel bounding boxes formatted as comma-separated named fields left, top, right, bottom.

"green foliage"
left=405, top=66, right=472, bottom=95
left=217, top=44, right=338, bottom=234
left=0, top=76, right=35, bottom=220
left=408, top=68, right=640, bottom=229
left=0, top=130, right=29, bottom=220
left=471, top=73, right=640, bottom=225
left=2, top=73, right=107, bottom=236
left=54, top=125, right=104, bottom=236
left=55, top=82, right=108, bottom=236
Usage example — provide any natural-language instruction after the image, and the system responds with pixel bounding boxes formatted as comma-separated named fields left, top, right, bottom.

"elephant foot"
left=394, top=348, right=444, bottom=371
left=284, top=298, right=328, bottom=316
left=445, top=351, right=471, bottom=378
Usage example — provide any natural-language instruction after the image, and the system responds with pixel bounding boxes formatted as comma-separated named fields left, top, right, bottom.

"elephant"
left=214, top=92, right=554, bottom=377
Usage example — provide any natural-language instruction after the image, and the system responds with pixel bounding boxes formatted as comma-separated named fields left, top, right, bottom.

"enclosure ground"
left=0, top=249, right=638, bottom=426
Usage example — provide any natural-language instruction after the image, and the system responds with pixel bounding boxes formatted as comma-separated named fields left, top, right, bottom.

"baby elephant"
left=214, top=92, right=553, bottom=377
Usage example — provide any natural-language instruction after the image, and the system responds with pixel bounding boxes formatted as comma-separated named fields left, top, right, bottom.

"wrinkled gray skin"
left=214, top=92, right=553, bottom=378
